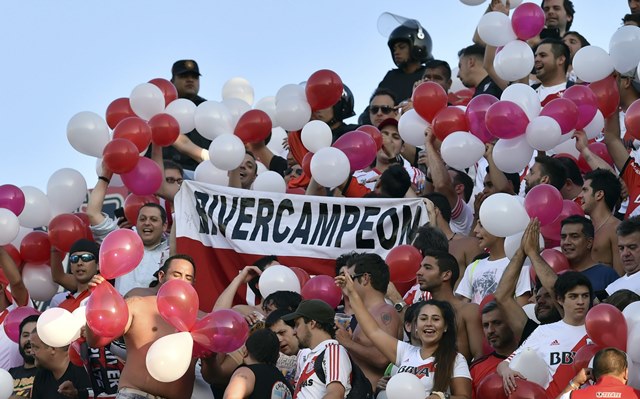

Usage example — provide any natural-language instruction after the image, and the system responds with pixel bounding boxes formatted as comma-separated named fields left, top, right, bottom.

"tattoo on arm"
left=381, top=312, right=392, bottom=326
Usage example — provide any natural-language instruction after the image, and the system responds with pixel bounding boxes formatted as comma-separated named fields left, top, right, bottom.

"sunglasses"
left=165, top=177, right=184, bottom=185
left=370, top=106, right=396, bottom=115
left=284, top=167, right=303, bottom=176
left=69, top=253, right=96, bottom=263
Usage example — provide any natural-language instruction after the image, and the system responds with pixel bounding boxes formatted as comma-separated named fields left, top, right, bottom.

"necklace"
left=448, top=232, right=457, bottom=241
left=595, top=214, right=612, bottom=233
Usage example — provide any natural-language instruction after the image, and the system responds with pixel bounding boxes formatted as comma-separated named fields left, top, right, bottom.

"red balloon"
left=586, top=303, right=628, bottom=351
left=541, top=249, right=570, bottom=273
left=563, top=85, right=599, bottom=130
left=48, top=214, right=86, bottom=253
left=105, top=98, right=135, bottom=130
left=149, top=78, right=178, bottom=106
left=305, top=69, right=344, bottom=111
left=576, top=142, right=614, bottom=173
left=524, top=184, right=564, bottom=226
left=73, top=212, right=94, bottom=241
left=432, top=106, right=469, bottom=141
left=99, top=229, right=144, bottom=280
left=540, top=200, right=585, bottom=247
left=123, top=193, right=159, bottom=225
left=465, top=94, right=499, bottom=143
left=192, top=341, right=214, bottom=359
left=302, top=152, right=313, bottom=177
left=234, top=109, right=273, bottom=144
left=540, top=98, right=579, bottom=134
left=509, top=379, right=547, bottom=399
left=485, top=100, right=529, bottom=139
left=148, top=113, right=180, bottom=147
left=157, top=279, right=199, bottom=332
left=20, top=231, right=50, bottom=264
left=102, top=138, right=140, bottom=174
left=393, top=280, right=415, bottom=297
left=589, top=76, right=620, bottom=118
left=476, top=373, right=508, bottom=399
left=301, top=275, right=342, bottom=309
left=573, top=343, right=601, bottom=372
left=2, top=244, right=23, bottom=268
left=0, top=184, right=25, bottom=216
left=625, top=99, right=640, bottom=141
left=332, top=131, right=377, bottom=171
left=479, top=294, right=496, bottom=313
left=356, top=125, right=383, bottom=151
left=113, top=117, right=152, bottom=153
left=86, top=282, right=129, bottom=338
left=290, top=267, right=311, bottom=288
left=3, top=306, right=39, bottom=343
left=448, top=88, right=474, bottom=106
left=412, top=82, right=448, bottom=122
left=191, top=310, right=249, bottom=353
left=386, top=245, right=423, bottom=284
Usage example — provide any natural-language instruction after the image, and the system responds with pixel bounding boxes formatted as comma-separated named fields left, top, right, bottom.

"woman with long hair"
left=336, top=273, right=471, bottom=399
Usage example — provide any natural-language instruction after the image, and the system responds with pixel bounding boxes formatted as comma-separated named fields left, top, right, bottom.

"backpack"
left=314, top=348, right=374, bottom=399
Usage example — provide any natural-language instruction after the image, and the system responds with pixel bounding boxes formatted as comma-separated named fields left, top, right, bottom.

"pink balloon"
left=99, top=229, right=144, bottom=280
left=157, top=279, right=199, bottom=332
left=3, top=306, right=39, bottom=343
left=511, top=3, right=545, bottom=41
left=0, top=184, right=25, bottom=216
left=524, top=184, right=564, bottom=226
left=563, top=85, right=599, bottom=130
left=540, top=98, right=579, bottom=134
left=121, top=157, right=163, bottom=196
left=301, top=275, right=342, bottom=309
left=332, top=131, right=377, bottom=171
left=191, top=310, right=248, bottom=353
left=485, top=100, right=529, bottom=139
left=540, top=199, right=585, bottom=247
left=86, top=282, right=129, bottom=338
left=465, top=94, right=498, bottom=143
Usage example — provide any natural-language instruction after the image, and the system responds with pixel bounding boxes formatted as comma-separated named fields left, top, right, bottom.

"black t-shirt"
left=519, top=318, right=540, bottom=346
left=31, top=363, right=91, bottom=399
left=332, top=123, right=360, bottom=144
left=378, top=66, right=427, bottom=103
left=244, top=364, right=293, bottom=399
left=9, top=365, right=37, bottom=398
left=269, top=155, right=288, bottom=177
left=161, top=95, right=210, bottom=171
left=473, top=75, right=503, bottom=98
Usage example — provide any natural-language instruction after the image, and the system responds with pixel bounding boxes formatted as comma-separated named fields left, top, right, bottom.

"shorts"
left=116, top=387, right=167, bottom=399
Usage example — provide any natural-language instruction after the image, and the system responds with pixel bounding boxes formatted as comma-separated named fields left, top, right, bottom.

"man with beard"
left=9, top=315, right=38, bottom=398
left=523, top=155, right=567, bottom=195
left=532, top=38, right=572, bottom=105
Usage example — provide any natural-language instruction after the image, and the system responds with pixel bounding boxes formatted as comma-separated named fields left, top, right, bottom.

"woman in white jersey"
left=336, top=273, right=471, bottom=399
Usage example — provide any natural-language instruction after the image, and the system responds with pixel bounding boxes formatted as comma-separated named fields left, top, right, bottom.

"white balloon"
left=584, top=110, right=605, bottom=140
left=252, top=171, right=286, bottom=193
left=266, top=127, right=288, bottom=155
left=17, top=186, right=51, bottom=228
left=310, top=147, right=350, bottom=188
left=0, top=209, right=19, bottom=246
left=66, top=111, right=110, bottom=157
left=72, top=305, right=87, bottom=329
left=510, top=347, right=549, bottom=387
left=194, top=161, right=229, bottom=186
left=47, top=168, right=87, bottom=214
left=493, top=136, right=535, bottom=174
left=129, top=83, right=165, bottom=120
left=194, top=101, right=233, bottom=140
left=10, top=226, right=30, bottom=248
left=504, top=230, right=544, bottom=259
left=276, top=96, right=312, bottom=132
left=572, top=46, right=615, bottom=83
left=551, top=136, right=580, bottom=158
left=222, top=98, right=252, bottom=130
left=146, top=332, right=194, bottom=382
left=256, top=161, right=268, bottom=175
left=254, top=96, right=279, bottom=127
left=480, top=193, right=530, bottom=237
left=525, top=116, right=562, bottom=151
left=501, top=83, right=541, bottom=122
left=385, top=372, right=426, bottom=399
left=276, top=84, right=306, bottom=103
left=165, top=98, right=196, bottom=134
left=208, top=134, right=245, bottom=171
left=623, top=301, right=640, bottom=329
left=301, top=120, right=333, bottom=152
left=441, top=131, right=486, bottom=170
left=22, top=263, right=59, bottom=301
left=259, top=265, right=301, bottom=298
left=628, top=324, right=640, bottom=364
left=222, top=77, right=255, bottom=106
left=0, top=368, right=12, bottom=399
left=609, top=25, right=640, bottom=74
left=398, top=109, right=430, bottom=146
left=477, top=12, right=517, bottom=47
left=36, top=307, right=78, bottom=347
left=494, top=40, right=534, bottom=82
left=628, top=358, right=640, bottom=389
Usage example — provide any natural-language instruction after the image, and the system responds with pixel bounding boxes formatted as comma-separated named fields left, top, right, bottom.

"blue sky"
left=0, top=1, right=630, bottom=190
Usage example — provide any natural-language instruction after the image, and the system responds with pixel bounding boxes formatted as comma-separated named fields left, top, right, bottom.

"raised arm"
left=485, top=142, right=515, bottom=194
left=86, top=164, right=112, bottom=226
left=0, top=246, right=28, bottom=306
left=50, top=248, right=77, bottom=292
left=150, top=143, right=176, bottom=202
left=212, top=266, right=261, bottom=311
left=171, top=134, right=209, bottom=163
left=574, top=130, right=616, bottom=173
left=524, top=219, right=558, bottom=299
left=425, top=128, right=457, bottom=210
left=603, top=110, right=631, bottom=172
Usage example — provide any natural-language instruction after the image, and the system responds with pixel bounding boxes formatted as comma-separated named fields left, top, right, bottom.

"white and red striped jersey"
left=294, top=339, right=351, bottom=399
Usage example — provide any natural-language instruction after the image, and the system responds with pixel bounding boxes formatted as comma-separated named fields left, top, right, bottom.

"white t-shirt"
left=294, top=340, right=351, bottom=399
left=455, top=257, right=531, bottom=304
left=605, top=272, right=640, bottom=295
left=395, top=341, right=470, bottom=393
left=403, top=283, right=432, bottom=305
left=450, top=197, right=474, bottom=236
left=535, top=82, right=567, bottom=103
left=353, top=157, right=425, bottom=192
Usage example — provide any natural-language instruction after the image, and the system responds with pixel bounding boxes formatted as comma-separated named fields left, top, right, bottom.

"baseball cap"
left=282, top=299, right=335, bottom=324
left=172, top=60, right=201, bottom=76
left=378, top=117, right=399, bottom=130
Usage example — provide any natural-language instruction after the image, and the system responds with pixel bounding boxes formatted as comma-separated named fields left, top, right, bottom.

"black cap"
left=69, top=239, right=100, bottom=259
left=282, top=299, right=335, bottom=324
left=172, top=59, right=201, bottom=76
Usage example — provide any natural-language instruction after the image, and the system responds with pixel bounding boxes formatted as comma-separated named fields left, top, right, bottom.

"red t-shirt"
left=621, top=157, right=640, bottom=218
left=569, top=375, right=640, bottom=398
left=470, top=352, right=507, bottom=399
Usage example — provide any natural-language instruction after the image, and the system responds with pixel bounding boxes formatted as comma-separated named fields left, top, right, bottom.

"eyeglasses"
left=165, top=177, right=184, bottom=185
left=284, top=167, right=303, bottom=176
left=69, top=253, right=96, bottom=263
left=370, top=106, right=396, bottom=115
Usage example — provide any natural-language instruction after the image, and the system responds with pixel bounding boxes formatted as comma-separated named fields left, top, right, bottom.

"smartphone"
left=114, top=207, right=125, bottom=220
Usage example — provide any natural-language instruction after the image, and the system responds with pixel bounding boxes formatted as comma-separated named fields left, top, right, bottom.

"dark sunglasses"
left=370, top=106, right=396, bottom=115
left=284, top=167, right=303, bottom=176
left=165, top=177, right=184, bottom=185
left=69, top=253, right=96, bottom=263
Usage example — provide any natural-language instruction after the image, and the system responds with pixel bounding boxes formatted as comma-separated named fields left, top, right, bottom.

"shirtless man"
left=416, top=250, right=484, bottom=362
left=336, top=253, right=401, bottom=389
left=579, top=169, right=623, bottom=275
left=87, top=254, right=197, bottom=399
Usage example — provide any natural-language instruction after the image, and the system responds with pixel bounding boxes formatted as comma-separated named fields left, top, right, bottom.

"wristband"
left=98, top=176, right=110, bottom=184
left=431, top=392, right=446, bottom=399
left=569, top=379, right=580, bottom=390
